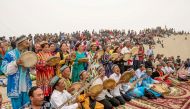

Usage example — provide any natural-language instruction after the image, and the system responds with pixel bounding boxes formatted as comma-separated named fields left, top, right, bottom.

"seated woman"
left=142, top=68, right=162, bottom=98
left=123, top=69, right=145, bottom=98
left=151, top=64, right=172, bottom=86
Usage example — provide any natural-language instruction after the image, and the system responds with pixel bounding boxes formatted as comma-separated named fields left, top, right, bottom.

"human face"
left=78, top=44, right=84, bottom=52
left=91, top=45, right=97, bottom=51
left=19, top=39, right=30, bottom=49
left=61, top=43, right=68, bottom=52
left=30, top=88, right=44, bottom=106
left=42, top=44, right=49, bottom=53
left=81, top=71, right=89, bottom=81
left=140, top=66, right=146, bottom=71
left=99, top=68, right=105, bottom=77
left=147, top=71, right=152, bottom=76
left=157, top=65, right=162, bottom=70
left=106, top=47, right=110, bottom=52
left=35, top=44, right=42, bottom=52
left=113, top=66, right=120, bottom=75
left=50, top=44, right=56, bottom=52
left=56, top=79, right=65, bottom=91
left=116, top=47, right=121, bottom=53
left=62, top=67, right=71, bottom=79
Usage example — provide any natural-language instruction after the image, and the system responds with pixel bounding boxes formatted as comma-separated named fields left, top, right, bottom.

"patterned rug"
left=115, top=82, right=190, bottom=109
left=2, top=81, right=190, bottom=109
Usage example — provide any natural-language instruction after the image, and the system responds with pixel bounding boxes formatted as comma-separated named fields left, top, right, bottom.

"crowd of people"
left=0, top=26, right=190, bottom=109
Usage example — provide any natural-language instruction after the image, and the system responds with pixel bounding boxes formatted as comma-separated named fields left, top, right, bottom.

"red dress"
left=36, top=52, right=55, bottom=96
left=154, top=70, right=172, bottom=86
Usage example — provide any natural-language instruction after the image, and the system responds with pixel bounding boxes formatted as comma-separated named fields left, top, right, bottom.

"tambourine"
left=20, top=51, right=37, bottom=67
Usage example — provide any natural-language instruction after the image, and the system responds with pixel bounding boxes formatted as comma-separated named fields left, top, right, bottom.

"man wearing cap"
left=1, top=35, right=34, bottom=109
left=109, top=64, right=128, bottom=105
left=50, top=76, right=81, bottom=109
left=60, top=65, right=72, bottom=90
left=79, top=70, right=90, bottom=82
left=92, top=66, right=120, bottom=109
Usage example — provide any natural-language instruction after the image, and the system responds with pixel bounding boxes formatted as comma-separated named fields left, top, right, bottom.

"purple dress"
left=101, top=52, right=113, bottom=77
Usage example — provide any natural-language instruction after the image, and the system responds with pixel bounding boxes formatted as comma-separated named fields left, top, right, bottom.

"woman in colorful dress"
left=35, top=42, right=55, bottom=101
left=55, top=42, right=71, bottom=77
left=72, top=42, right=87, bottom=82
left=102, top=45, right=113, bottom=77
left=151, top=64, right=172, bottom=86
left=86, top=42, right=100, bottom=77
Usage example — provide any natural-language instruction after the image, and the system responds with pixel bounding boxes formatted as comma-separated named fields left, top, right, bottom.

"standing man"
left=1, top=35, right=34, bottom=109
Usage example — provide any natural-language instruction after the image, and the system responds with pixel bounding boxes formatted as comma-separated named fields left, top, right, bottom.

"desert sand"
left=144, top=34, right=190, bottom=61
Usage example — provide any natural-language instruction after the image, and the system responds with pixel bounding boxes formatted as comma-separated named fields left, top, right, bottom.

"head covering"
left=60, top=65, right=69, bottom=72
left=111, top=64, right=118, bottom=70
left=15, top=35, right=27, bottom=46
left=79, top=70, right=86, bottom=77
left=139, top=64, right=145, bottom=68
left=97, top=65, right=104, bottom=72
left=49, top=76, right=60, bottom=87
left=146, top=68, right=152, bottom=72
left=40, top=41, right=48, bottom=45
left=90, top=42, right=97, bottom=47
left=157, top=63, right=162, bottom=66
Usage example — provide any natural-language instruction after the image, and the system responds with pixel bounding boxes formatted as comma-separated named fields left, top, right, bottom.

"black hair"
left=28, top=86, right=40, bottom=97
left=75, top=42, right=81, bottom=51
left=41, top=43, right=49, bottom=48
left=15, top=35, right=27, bottom=43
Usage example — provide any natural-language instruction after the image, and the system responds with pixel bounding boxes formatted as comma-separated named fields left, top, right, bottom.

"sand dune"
left=144, top=34, right=190, bottom=60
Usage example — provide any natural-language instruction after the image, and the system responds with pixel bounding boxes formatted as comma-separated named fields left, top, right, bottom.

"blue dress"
left=126, top=76, right=145, bottom=98
left=142, top=74, right=161, bottom=97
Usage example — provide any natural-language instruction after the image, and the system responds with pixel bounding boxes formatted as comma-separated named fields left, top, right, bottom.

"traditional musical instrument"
left=57, top=74, right=101, bottom=109
left=103, top=79, right=116, bottom=89
left=110, top=53, right=119, bottom=61
left=151, top=83, right=170, bottom=94
left=119, top=71, right=133, bottom=83
left=46, top=56, right=60, bottom=66
left=69, top=82, right=83, bottom=95
left=168, top=77, right=180, bottom=86
left=96, top=50, right=104, bottom=60
left=123, top=53, right=132, bottom=61
left=130, top=47, right=139, bottom=56
left=20, top=51, right=37, bottom=67
left=89, top=84, right=103, bottom=97
left=78, top=58, right=89, bottom=63
left=130, top=76, right=145, bottom=90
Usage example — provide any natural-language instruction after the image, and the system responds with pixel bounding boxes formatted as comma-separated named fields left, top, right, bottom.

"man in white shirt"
left=92, top=66, right=120, bottom=108
left=121, top=41, right=133, bottom=71
left=146, top=45, right=154, bottom=56
left=164, top=62, right=175, bottom=74
left=110, top=64, right=131, bottom=105
left=50, top=76, right=81, bottom=109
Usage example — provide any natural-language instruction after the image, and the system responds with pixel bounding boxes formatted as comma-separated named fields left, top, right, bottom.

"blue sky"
left=0, top=0, right=189, bottom=36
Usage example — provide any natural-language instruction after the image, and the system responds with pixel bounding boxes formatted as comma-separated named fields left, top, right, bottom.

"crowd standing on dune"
left=0, top=26, right=190, bottom=109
